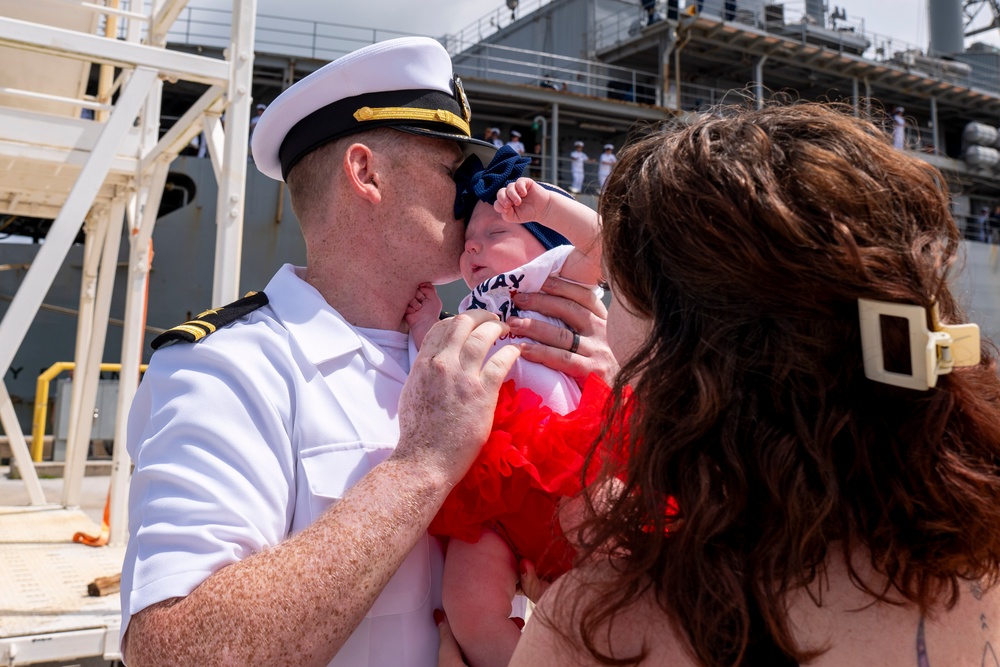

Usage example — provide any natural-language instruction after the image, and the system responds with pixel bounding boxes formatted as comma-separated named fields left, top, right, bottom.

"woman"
left=440, top=103, right=1000, bottom=665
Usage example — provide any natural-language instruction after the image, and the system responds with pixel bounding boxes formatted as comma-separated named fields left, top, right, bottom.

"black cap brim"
left=395, top=126, right=497, bottom=163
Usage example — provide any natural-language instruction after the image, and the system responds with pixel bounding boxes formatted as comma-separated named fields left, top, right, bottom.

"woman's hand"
left=509, top=278, right=618, bottom=386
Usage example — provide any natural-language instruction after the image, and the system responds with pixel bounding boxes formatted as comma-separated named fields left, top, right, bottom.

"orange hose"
left=73, top=487, right=110, bottom=547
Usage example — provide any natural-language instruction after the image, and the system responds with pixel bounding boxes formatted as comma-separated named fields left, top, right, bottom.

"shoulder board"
left=151, top=291, right=269, bottom=351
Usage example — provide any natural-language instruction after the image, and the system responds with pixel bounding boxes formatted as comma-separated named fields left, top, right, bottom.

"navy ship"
left=1, top=0, right=999, bottom=662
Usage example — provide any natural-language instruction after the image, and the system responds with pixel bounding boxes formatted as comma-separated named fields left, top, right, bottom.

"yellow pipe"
left=31, top=362, right=147, bottom=461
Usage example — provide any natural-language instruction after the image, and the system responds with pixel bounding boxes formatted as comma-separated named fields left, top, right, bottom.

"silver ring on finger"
left=569, top=332, right=581, bottom=354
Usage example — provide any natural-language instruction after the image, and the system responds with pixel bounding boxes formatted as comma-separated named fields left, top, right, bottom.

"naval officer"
left=120, top=36, right=615, bottom=667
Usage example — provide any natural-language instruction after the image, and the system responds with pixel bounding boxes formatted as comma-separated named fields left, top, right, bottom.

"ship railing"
left=149, top=2, right=1000, bottom=98
left=145, top=2, right=414, bottom=61
left=444, top=0, right=555, bottom=51
left=450, top=41, right=657, bottom=103
left=595, top=0, right=1000, bottom=95
left=521, top=151, right=620, bottom=198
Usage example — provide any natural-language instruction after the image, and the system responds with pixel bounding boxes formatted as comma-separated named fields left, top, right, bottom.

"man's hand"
left=396, top=309, right=520, bottom=481
left=508, top=278, right=618, bottom=386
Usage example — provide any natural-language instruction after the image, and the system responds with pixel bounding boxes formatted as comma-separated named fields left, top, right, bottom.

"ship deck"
left=0, top=506, right=123, bottom=665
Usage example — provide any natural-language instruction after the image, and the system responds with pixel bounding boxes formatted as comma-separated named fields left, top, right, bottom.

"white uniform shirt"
left=570, top=149, right=588, bottom=174
left=598, top=151, right=617, bottom=180
left=505, top=139, right=526, bottom=155
left=121, top=264, right=443, bottom=667
left=458, top=245, right=601, bottom=415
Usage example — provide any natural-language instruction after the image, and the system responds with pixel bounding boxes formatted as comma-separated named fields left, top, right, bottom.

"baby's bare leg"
left=442, top=528, right=521, bottom=667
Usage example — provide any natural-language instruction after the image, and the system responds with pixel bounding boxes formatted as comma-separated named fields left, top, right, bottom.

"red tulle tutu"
left=429, top=374, right=611, bottom=580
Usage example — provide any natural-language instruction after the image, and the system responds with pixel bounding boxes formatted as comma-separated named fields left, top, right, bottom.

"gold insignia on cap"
left=352, top=106, right=471, bottom=136
left=453, top=75, right=471, bottom=123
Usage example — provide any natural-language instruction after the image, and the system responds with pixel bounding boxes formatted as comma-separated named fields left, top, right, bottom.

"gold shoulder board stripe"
left=151, top=291, right=270, bottom=351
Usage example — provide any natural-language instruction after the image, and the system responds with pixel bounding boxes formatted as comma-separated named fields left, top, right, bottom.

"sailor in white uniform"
left=570, top=140, right=589, bottom=193
left=122, top=37, right=501, bottom=667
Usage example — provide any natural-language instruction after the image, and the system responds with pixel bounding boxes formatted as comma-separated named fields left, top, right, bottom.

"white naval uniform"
left=121, top=264, right=443, bottom=667
left=459, top=245, right=601, bottom=415
left=569, top=149, right=588, bottom=193
left=505, top=139, right=526, bottom=155
left=598, top=152, right=617, bottom=189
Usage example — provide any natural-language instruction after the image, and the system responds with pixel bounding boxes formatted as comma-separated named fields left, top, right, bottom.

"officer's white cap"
left=574, top=140, right=584, bottom=146
left=252, top=36, right=495, bottom=181
left=604, top=144, right=614, bottom=150
left=511, top=130, right=521, bottom=137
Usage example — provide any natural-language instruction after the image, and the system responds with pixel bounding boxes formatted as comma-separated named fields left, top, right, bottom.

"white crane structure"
left=0, top=0, right=256, bottom=662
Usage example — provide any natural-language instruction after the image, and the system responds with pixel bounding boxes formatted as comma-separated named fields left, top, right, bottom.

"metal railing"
left=452, top=42, right=657, bottom=102
left=146, top=2, right=1000, bottom=102
left=595, top=0, right=1000, bottom=95
left=146, top=4, right=660, bottom=106
left=30, top=362, right=147, bottom=462
left=145, top=3, right=416, bottom=61
left=442, top=0, right=555, bottom=53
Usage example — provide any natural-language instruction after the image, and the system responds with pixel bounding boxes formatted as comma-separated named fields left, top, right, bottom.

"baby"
left=405, top=146, right=603, bottom=667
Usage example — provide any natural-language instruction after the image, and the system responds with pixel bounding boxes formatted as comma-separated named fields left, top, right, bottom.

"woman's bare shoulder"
left=510, top=561, right=696, bottom=666
left=790, top=556, right=1000, bottom=667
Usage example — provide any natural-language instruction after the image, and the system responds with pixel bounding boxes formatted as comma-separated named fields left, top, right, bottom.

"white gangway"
left=0, top=0, right=256, bottom=663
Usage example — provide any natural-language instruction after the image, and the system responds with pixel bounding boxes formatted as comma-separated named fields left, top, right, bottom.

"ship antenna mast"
left=963, top=0, right=1000, bottom=38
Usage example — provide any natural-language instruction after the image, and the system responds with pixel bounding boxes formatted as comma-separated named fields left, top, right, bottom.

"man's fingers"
left=418, top=310, right=500, bottom=357
left=482, top=344, right=520, bottom=390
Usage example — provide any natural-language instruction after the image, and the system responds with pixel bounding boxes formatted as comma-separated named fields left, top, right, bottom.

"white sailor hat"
left=574, top=140, right=584, bottom=146
left=603, top=143, right=614, bottom=150
left=511, top=130, right=521, bottom=137
left=255, top=103, right=267, bottom=111
left=251, top=36, right=496, bottom=181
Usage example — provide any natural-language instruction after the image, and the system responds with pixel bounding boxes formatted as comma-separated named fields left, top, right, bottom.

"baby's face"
left=460, top=202, right=546, bottom=289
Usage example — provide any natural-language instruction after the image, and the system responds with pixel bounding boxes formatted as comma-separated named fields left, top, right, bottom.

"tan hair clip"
left=858, top=298, right=980, bottom=390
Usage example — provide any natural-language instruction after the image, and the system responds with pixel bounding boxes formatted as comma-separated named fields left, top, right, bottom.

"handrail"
left=31, top=361, right=147, bottom=461
left=594, top=0, right=1000, bottom=94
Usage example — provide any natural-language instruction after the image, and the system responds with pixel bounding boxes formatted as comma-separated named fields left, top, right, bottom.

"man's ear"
left=343, top=143, right=382, bottom=204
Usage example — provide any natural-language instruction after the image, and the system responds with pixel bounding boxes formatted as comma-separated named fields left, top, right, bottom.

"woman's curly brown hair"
left=570, top=102, right=1000, bottom=666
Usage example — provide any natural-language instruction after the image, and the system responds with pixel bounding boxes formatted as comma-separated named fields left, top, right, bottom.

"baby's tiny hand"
left=406, top=282, right=437, bottom=313
left=405, top=283, right=444, bottom=348
left=495, top=177, right=547, bottom=224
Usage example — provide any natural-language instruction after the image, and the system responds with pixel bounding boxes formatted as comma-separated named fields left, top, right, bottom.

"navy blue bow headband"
left=454, top=145, right=571, bottom=251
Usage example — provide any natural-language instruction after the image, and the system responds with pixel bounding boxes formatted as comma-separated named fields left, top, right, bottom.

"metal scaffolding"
left=0, top=0, right=257, bottom=547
